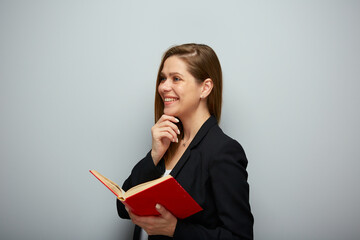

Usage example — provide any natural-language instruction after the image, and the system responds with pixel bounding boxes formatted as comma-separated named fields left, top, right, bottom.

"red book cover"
left=90, top=170, right=202, bottom=219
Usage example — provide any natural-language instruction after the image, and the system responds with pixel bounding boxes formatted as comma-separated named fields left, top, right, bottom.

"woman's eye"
left=173, top=77, right=180, bottom=81
left=160, top=77, right=166, bottom=81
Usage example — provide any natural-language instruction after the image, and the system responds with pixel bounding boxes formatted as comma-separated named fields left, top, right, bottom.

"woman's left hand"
left=127, top=204, right=177, bottom=237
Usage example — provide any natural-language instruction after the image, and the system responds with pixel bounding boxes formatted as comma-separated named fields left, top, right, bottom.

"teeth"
left=164, top=98, right=178, bottom=102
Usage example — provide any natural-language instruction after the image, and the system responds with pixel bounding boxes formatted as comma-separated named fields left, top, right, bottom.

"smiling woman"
left=117, top=43, right=254, bottom=240
left=155, top=44, right=222, bottom=162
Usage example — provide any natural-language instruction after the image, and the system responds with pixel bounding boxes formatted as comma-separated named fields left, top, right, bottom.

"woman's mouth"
left=164, top=98, right=178, bottom=102
left=164, top=97, right=179, bottom=105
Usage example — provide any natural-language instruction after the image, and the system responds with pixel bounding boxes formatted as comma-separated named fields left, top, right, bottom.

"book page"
left=124, top=175, right=173, bottom=199
left=90, top=170, right=124, bottom=197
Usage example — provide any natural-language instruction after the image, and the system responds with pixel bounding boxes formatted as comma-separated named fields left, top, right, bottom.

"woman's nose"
left=160, top=79, right=172, bottom=91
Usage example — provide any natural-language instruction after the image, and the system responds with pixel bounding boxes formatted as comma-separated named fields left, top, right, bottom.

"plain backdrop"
left=1, top=1, right=359, bottom=239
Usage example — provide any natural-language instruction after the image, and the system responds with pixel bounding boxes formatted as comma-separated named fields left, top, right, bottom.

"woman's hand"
left=151, top=115, right=180, bottom=165
left=127, top=204, right=177, bottom=237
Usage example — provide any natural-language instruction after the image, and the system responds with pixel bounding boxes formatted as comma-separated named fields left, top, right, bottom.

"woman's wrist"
left=151, top=150, right=161, bottom=165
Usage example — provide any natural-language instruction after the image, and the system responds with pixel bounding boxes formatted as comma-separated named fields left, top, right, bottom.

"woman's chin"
left=163, top=108, right=178, bottom=117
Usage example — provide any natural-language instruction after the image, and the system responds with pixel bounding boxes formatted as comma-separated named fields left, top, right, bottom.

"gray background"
left=1, top=0, right=359, bottom=239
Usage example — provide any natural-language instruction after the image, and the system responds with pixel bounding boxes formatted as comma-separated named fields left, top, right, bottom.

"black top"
left=117, top=116, right=254, bottom=240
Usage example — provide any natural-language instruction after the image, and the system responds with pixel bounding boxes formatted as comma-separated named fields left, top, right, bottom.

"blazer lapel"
left=170, top=116, right=217, bottom=178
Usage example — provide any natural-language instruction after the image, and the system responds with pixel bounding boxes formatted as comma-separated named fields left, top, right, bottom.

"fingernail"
left=155, top=204, right=161, bottom=210
left=177, top=129, right=180, bottom=134
left=176, top=138, right=178, bottom=143
left=175, top=118, right=179, bottom=122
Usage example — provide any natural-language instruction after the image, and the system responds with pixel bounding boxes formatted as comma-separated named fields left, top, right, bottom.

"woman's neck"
left=180, top=110, right=211, bottom=143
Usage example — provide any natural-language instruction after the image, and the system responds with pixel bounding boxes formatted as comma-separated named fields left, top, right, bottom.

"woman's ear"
left=201, top=78, right=214, bottom=99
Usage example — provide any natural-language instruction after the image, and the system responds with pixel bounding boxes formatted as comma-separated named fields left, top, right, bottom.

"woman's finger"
left=155, top=204, right=172, bottom=218
left=158, top=114, right=179, bottom=124
left=158, top=131, right=177, bottom=143
left=157, top=121, right=180, bottom=135
left=159, top=127, right=178, bottom=142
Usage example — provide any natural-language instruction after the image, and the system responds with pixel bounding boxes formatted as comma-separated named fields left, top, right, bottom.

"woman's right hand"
left=151, top=115, right=180, bottom=165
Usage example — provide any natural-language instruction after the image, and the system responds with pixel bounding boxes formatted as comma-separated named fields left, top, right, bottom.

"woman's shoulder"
left=204, top=125, right=248, bottom=172
left=202, top=124, right=246, bottom=157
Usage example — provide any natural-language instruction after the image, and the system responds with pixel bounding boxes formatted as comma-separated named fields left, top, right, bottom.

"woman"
left=117, top=43, right=253, bottom=240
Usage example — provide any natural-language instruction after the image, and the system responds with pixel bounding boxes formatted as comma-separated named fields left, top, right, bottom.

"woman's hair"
left=154, top=43, right=223, bottom=161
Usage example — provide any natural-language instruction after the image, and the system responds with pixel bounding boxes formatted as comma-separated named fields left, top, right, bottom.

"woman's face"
left=158, top=56, right=203, bottom=119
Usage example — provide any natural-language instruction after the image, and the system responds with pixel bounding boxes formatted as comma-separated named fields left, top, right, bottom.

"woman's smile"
left=164, top=97, right=179, bottom=105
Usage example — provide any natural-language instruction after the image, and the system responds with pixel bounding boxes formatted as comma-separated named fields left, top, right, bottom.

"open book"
left=89, top=170, right=202, bottom=219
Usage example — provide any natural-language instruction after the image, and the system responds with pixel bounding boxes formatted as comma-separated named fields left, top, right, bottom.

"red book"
left=90, top=170, right=203, bottom=219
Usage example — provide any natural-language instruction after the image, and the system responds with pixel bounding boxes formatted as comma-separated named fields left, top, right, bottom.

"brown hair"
left=154, top=43, right=223, bottom=160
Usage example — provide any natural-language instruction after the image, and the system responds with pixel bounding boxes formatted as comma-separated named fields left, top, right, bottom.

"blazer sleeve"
left=117, top=151, right=164, bottom=219
left=173, top=139, right=254, bottom=240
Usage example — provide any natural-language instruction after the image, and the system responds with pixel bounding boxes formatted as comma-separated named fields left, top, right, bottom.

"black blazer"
left=117, top=116, right=254, bottom=240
